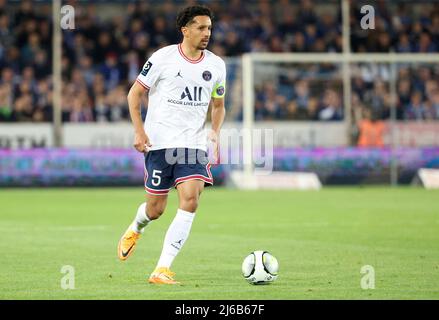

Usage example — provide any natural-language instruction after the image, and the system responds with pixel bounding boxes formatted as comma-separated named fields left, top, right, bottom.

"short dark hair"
left=176, top=5, right=213, bottom=30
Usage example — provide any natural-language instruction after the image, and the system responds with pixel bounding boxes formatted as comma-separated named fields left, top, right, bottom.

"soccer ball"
left=242, top=250, right=279, bottom=285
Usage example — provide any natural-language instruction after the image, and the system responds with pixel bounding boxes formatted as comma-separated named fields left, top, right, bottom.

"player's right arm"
left=127, top=81, right=151, bottom=153
left=129, top=50, right=162, bottom=153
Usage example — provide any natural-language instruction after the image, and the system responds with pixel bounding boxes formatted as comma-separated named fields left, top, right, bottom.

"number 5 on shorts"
left=151, top=170, right=162, bottom=187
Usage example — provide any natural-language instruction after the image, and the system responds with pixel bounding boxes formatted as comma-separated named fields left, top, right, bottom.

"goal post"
left=239, top=52, right=439, bottom=189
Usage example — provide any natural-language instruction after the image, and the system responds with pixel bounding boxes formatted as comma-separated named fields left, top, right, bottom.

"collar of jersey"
left=178, top=43, right=205, bottom=64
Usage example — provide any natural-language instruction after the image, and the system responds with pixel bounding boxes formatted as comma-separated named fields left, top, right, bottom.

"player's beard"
left=198, top=39, right=209, bottom=50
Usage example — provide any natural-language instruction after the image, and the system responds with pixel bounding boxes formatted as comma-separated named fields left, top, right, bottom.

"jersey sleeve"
left=211, top=59, right=226, bottom=98
left=136, top=52, right=162, bottom=90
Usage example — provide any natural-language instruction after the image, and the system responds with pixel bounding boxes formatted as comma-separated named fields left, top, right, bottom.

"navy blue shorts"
left=144, top=148, right=213, bottom=195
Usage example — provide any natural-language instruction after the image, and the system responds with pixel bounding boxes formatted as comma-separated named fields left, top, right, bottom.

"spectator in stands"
left=106, top=85, right=129, bottom=122
left=12, top=93, right=33, bottom=121
left=284, top=100, right=299, bottom=120
left=362, top=80, right=386, bottom=119
left=33, top=50, right=50, bottom=80
left=0, top=82, right=12, bottom=121
left=294, top=79, right=310, bottom=111
left=397, top=78, right=412, bottom=116
left=99, top=52, right=122, bottom=92
left=415, top=32, right=437, bottom=52
left=35, top=79, right=51, bottom=120
left=78, top=55, right=95, bottom=87
left=94, top=94, right=110, bottom=122
left=0, top=14, right=13, bottom=58
left=396, top=33, right=412, bottom=53
left=405, top=91, right=426, bottom=120
left=429, top=89, right=439, bottom=119
left=307, top=97, right=321, bottom=121
left=423, top=100, right=436, bottom=120
left=318, top=89, right=343, bottom=121
left=69, top=91, right=93, bottom=122
left=124, top=51, right=141, bottom=83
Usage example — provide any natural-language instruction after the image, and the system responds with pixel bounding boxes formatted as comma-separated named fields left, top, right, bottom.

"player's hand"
left=133, top=130, right=151, bottom=153
left=208, top=130, right=219, bottom=164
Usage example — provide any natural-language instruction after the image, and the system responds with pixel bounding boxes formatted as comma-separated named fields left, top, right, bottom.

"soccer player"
left=117, top=5, right=226, bottom=285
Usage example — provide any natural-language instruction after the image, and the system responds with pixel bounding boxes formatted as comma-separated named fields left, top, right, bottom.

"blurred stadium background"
left=0, top=0, right=438, bottom=187
left=1, top=0, right=439, bottom=300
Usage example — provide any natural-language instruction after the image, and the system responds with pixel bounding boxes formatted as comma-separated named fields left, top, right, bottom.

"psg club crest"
left=202, top=70, right=212, bottom=81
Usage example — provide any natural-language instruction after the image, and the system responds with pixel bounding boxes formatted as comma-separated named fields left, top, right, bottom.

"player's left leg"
left=149, top=179, right=205, bottom=284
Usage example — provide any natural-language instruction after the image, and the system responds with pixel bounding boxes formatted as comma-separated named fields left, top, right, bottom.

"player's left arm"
left=209, top=59, right=227, bottom=163
left=208, top=96, right=225, bottom=163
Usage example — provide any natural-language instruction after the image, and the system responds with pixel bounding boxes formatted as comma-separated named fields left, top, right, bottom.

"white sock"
left=131, top=202, right=150, bottom=233
left=156, top=208, right=195, bottom=269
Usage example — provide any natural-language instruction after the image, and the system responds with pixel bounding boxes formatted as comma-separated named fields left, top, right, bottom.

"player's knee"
left=147, top=207, right=164, bottom=220
left=181, top=196, right=199, bottom=212
left=146, top=201, right=166, bottom=220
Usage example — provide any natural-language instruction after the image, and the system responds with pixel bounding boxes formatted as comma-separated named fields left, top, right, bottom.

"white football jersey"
left=136, top=44, right=226, bottom=152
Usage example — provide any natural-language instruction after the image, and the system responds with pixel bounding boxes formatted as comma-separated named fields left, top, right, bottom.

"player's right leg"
left=118, top=149, right=172, bottom=261
left=117, top=194, right=167, bottom=261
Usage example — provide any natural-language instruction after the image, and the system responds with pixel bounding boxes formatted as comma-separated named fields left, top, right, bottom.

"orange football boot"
left=148, top=267, right=180, bottom=284
left=117, top=226, right=141, bottom=261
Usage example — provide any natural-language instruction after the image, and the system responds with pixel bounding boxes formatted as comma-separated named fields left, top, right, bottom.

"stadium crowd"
left=0, top=0, right=439, bottom=123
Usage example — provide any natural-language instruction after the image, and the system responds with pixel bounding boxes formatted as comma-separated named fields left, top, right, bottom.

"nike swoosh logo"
left=122, top=244, right=134, bottom=257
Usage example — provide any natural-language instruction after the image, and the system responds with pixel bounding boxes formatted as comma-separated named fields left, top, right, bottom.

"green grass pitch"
left=0, top=187, right=438, bottom=300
